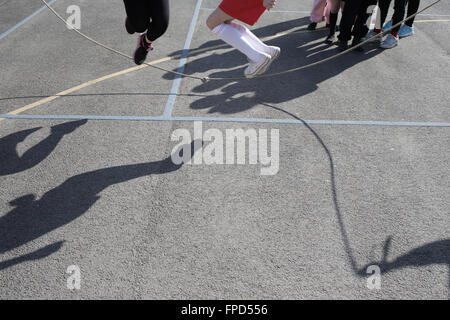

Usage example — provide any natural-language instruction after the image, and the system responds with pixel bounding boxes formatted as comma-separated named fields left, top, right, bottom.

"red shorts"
left=219, top=0, right=266, bottom=26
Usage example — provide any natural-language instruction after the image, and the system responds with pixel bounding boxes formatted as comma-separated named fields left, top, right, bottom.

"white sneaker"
left=244, top=53, right=272, bottom=79
left=267, top=46, right=281, bottom=61
left=380, top=33, right=399, bottom=49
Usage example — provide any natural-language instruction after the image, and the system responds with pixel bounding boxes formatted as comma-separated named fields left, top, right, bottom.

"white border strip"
left=1, top=114, right=450, bottom=127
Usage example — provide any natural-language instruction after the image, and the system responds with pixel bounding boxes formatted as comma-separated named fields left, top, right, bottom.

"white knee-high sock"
left=229, top=22, right=271, bottom=55
left=212, top=23, right=265, bottom=62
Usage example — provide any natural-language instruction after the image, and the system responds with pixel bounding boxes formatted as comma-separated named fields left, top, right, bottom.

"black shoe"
left=125, top=17, right=135, bottom=34
left=338, top=40, right=349, bottom=52
left=307, top=22, right=317, bottom=31
left=351, top=38, right=364, bottom=52
left=134, top=34, right=153, bottom=65
left=325, top=33, right=337, bottom=44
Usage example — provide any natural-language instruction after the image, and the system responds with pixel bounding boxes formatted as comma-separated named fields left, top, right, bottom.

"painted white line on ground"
left=162, top=0, right=203, bottom=119
left=1, top=114, right=450, bottom=128
left=0, top=0, right=57, bottom=41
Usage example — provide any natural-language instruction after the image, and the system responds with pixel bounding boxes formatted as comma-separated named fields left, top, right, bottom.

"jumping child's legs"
left=124, top=0, right=170, bottom=65
left=206, top=7, right=278, bottom=78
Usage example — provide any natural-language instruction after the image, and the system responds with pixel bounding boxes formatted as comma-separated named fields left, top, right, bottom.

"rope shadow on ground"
left=262, top=102, right=450, bottom=298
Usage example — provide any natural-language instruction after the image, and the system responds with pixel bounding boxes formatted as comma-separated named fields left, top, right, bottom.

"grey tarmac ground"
left=0, top=0, right=449, bottom=299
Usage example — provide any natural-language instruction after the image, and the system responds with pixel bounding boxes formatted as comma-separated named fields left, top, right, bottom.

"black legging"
left=123, top=0, right=169, bottom=41
left=405, top=0, right=421, bottom=27
left=379, top=0, right=407, bottom=33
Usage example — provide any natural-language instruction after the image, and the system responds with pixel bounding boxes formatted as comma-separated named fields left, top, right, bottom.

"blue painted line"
left=162, top=0, right=203, bottom=119
left=0, top=0, right=57, bottom=41
left=2, top=114, right=450, bottom=128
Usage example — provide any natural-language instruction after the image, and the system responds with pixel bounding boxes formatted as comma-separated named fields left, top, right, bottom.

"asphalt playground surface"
left=0, top=0, right=449, bottom=299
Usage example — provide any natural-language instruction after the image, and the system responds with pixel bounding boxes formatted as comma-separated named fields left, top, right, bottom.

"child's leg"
left=324, top=1, right=331, bottom=24
left=404, top=0, right=420, bottom=27
left=310, top=0, right=328, bottom=23
left=147, top=0, right=170, bottom=42
left=123, top=0, right=151, bottom=33
left=378, top=0, right=392, bottom=29
left=391, top=0, right=407, bottom=35
left=206, top=8, right=266, bottom=63
left=328, top=0, right=341, bottom=36
left=229, top=22, right=270, bottom=54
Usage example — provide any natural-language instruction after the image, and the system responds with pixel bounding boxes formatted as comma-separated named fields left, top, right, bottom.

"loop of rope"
left=41, top=0, right=441, bottom=82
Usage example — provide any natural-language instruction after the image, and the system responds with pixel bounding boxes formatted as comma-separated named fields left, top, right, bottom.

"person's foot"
left=362, top=29, right=382, bottom=45
left=244, top=53, right=272, bottom=79
left=380, top=33, right=399, bottom=49
left=398, top=24, right=414, bottom=38
left=267, top=46, right=281, bottom=61
left=325, top=33, right=337, bottom=44
left=338, top=40, right=349, bottom=52
left=382, top=20, right=393, bottom=31
left=307, top=22, right=317, bottom=31
left=134, top=33, right=153, bottom=65
left=125, top=17, right=135, bottom=34
left=351, top=37, right=364, bottom=52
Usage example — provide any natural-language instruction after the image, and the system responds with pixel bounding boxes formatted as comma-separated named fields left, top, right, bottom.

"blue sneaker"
left=380, top=33, right=399, bottom=49
left=398, top=24, right=414, bottom=38
left=362, top=30, right=382, bottom=44
left=382, top=20, right=392, bottom=31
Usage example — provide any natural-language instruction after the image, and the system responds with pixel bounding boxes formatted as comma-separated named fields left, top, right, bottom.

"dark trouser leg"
left=123, top=0, right=151, bottom=33
left=328, top=12, right=338, bottom=36
left=392, top=0, right=407, bottom=32
left=338, top=0, right=361, bottom=41
left=405, top=0, right=420, bottom=26
left=146, top=0, right=170, bottom=42
left=352, top=0, right=378, bottom=40
left=378, top=0, right=392, bottom=28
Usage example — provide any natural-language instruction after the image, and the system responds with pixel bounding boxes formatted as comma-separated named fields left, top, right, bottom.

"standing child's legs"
left=405, top=0, right=420, bottom=27
left=381, top=0, right=407, bottom=48
left=337, top=0, right=361, bottom=51
left=308, top=0, right=328, bottom=30
left=378, top=0, right=393, bottom=29
left=325, top=0, right=342, bottom=43
left=399, top=0, right=420, bottom=37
